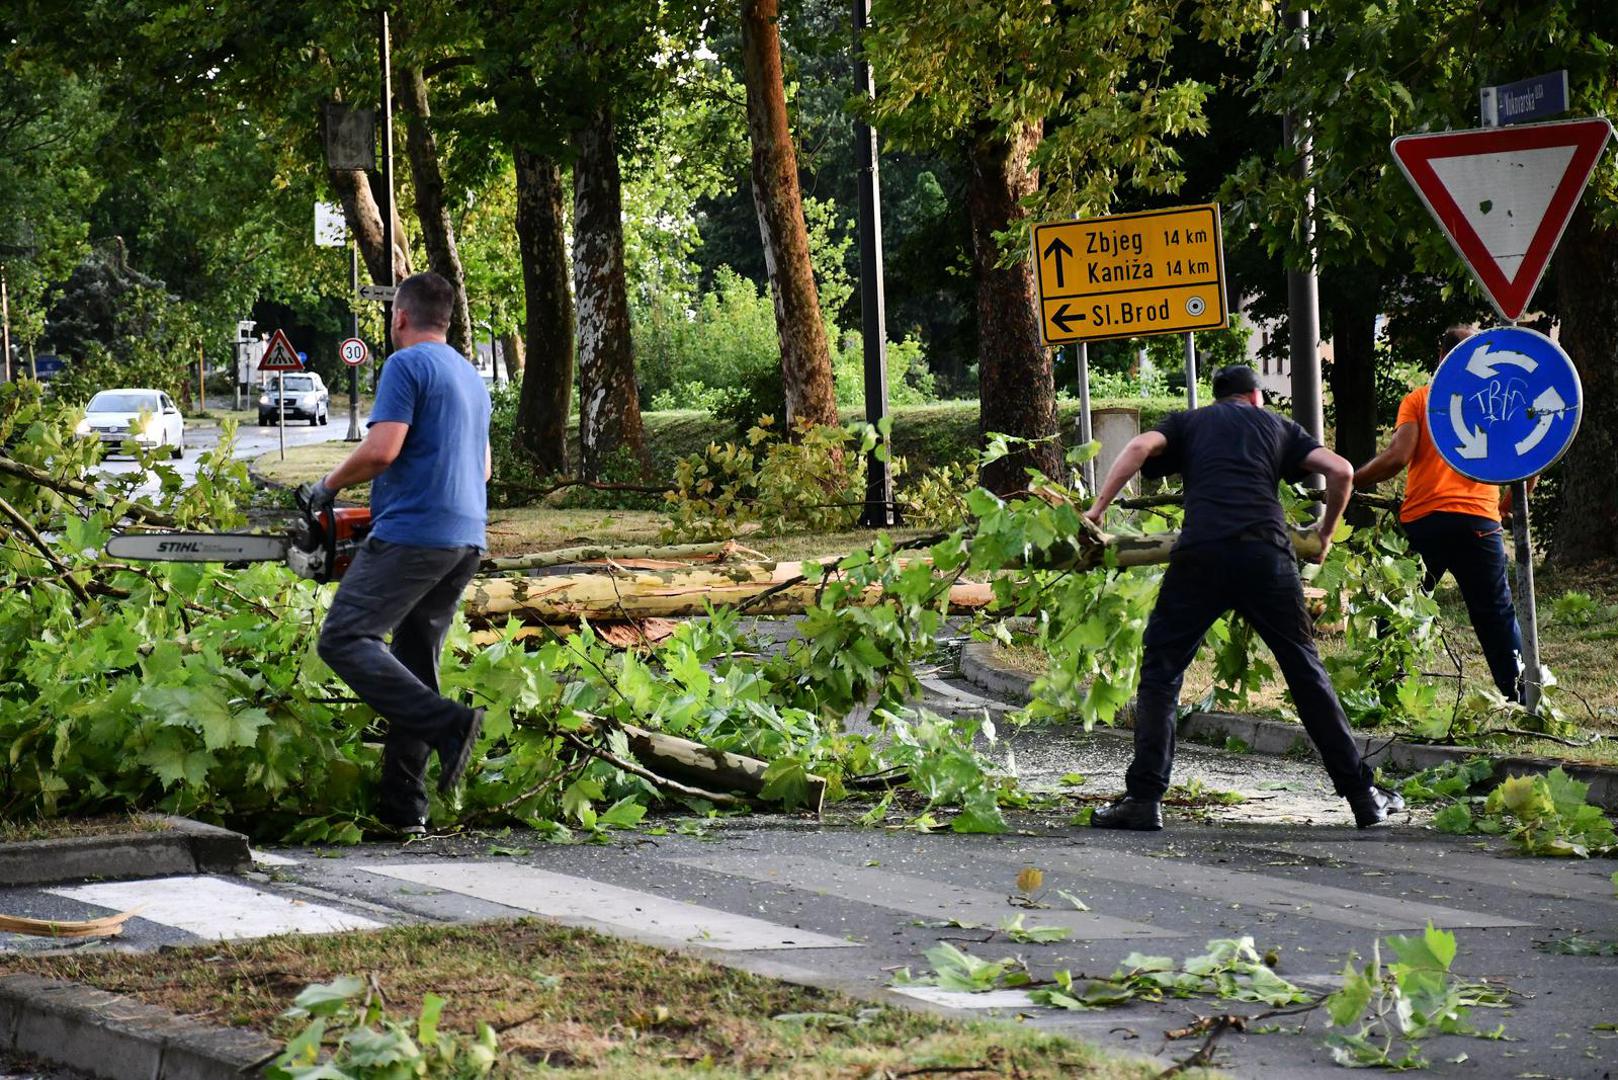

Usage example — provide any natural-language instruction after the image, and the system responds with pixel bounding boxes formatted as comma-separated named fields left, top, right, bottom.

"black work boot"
left=1091, top=796, right=1164, bottom=832
left=437, top=706, right=486, bottom=794
left=1346, top=785, right=1406, bottom=829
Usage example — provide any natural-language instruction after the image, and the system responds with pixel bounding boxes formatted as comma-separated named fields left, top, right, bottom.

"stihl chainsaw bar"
left=106, top=533, right=291, bottom=563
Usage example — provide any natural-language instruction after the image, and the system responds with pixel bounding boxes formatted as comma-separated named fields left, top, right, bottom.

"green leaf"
left=288, top=976, right=365, bottom=1018
left=1326, top=963, right=1374, bottom=1027
left=1432, top=802, right=1474, bottom=835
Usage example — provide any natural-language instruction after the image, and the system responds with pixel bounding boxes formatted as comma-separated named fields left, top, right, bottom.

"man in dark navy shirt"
left=300, top=271, right=492, bottom=837
left=1082, top=364, right=1403, bottom=830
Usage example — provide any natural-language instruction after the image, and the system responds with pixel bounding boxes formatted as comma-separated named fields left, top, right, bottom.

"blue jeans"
left=1127, top=540, right=1375, bottom=802
left=1402, top=512, right=1524, bottom=703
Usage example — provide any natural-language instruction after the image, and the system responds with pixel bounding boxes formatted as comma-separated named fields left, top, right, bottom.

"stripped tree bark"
left=572, top=103, right=648, bottom=480
left=330, top=168, right=411, bottom=288
left=512, top=146, right=575, bottom=475
left=966, top=121, right=1061, bottom=494
left=400, top=64, right=475, bottom=359
left=500, top=330, right=525, bottom=383
left=740, top=0, right=839, bottom=430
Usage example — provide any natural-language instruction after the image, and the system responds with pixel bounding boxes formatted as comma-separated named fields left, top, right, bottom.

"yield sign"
left=258, top=328, right=304, bottom=372
left=1392, top=117, right=1613, bottom=321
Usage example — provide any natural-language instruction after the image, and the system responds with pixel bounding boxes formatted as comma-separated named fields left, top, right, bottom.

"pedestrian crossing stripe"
left=47, top=875, right=382, bottom=940
left=355, top=862, right=862, bottom=952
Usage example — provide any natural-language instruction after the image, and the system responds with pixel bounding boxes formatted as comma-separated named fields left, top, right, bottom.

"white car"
left=76, top=388, right=186, bottom=459
left=258, top=372, right=330, bottom=426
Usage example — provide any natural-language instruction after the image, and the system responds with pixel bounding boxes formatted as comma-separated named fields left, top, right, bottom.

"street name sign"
left=358, top=283, right=398, bottom=303
left=1480, top=71, right=1569, bottom=127
left=258, top=328, right=304, bottom=373
left=1428, top=326, right=1580, bottom=485
left=1031, top=203, right=1228, bottom=346
left=339, top=337, right=370, bottom=366
left=1392, top=118, right=1613, bottom=321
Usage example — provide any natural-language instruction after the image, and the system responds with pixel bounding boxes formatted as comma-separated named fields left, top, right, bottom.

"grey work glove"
left=297, top=479, right=338, bottom=514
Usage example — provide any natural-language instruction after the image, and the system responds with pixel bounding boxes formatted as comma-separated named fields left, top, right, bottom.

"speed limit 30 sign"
left=339, top=337, right=370, bottom=366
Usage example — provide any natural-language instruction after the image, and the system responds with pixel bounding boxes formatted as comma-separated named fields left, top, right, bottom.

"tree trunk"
left=500, top=330, right=525, bottom=383
left=1323, top=265, right=1381, bottom=475
left=330, top=168, right=410, bottom=287
left=1550, top=204, right=1618, bottom=565
left=400, top=65, right=475, bottom=359
left=572, top=104, right=648, bottom=480
left=740, top=0, right=839, bottom=431
left=511, top=147, right=574, bottom=476
left=965, top=122, right=1060, bottom=493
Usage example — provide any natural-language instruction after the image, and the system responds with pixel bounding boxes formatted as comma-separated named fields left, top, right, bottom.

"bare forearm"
left=323, top=449, right=391, bottom=490
left=1352, top=451, right=1402, bottom=489
left=1090, top=444, right=1149, bottom=516
left=1317, top=468, right=1352, bottom=537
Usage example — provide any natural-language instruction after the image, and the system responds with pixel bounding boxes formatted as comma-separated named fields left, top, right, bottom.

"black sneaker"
left=1346, top=785, right=1406, bottom=829
left=1091, top=797, right=1164, bottom=831
left=437, top=706, right=485, bottom=794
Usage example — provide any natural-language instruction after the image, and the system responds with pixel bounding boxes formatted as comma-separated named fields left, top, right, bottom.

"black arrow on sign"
left=1051, top=303, right=1084, bottom=335
left=1042, top=236, right=1074, bottom=289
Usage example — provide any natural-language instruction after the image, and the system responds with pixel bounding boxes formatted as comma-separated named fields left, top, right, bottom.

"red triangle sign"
left=1392, top=117, right=1613, bottom=321
left=258, top=328, right=304, bottom=372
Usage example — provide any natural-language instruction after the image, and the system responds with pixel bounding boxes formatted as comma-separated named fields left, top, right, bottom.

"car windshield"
left=279, top=377, right=315, bottom=392
left=87, top=392, right=159, bottom=413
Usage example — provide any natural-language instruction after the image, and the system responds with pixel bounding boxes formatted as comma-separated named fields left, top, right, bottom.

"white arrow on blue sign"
left=1429, top=325, right=1581, bottom=484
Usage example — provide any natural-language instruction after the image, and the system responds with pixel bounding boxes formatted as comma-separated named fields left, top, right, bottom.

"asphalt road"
left=5, top=674, right=1617, bottom=1078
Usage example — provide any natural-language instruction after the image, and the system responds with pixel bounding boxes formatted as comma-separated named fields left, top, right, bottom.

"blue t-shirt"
left=367, top=342, right=491, bottom=549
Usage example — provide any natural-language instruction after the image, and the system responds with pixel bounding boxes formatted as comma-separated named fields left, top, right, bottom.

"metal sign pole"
left=347, top=243, right=362, bottom=442
left=278, top=371, right=286, bottom=462
left=1183, top=332, right=1198, bottom=409
left=378, top=8, right=397, bottom=361
left=1075, top=342, right=1095, bottom=491
left=1510, top=475, right=1541, bottom=711
left=854, top=0, right=895, bottom=527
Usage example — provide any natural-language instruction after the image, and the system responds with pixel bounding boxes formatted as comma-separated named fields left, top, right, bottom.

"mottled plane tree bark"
left=573, top=104, right=647, bottom=479
left=400, top=64, right=475, bottom=359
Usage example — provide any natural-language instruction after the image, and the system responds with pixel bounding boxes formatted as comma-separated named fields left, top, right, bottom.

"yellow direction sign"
left=1031, top=203, right=1228, bottom=345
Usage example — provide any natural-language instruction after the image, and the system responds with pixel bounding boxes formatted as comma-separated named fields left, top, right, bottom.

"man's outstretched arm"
left=1353, top=423, right=1417, bottom=489
left=1083, top=431, right=1167, bottom=524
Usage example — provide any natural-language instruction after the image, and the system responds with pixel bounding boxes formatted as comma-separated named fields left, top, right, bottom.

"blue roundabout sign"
left=1428, top=325, right=1582, bottom=485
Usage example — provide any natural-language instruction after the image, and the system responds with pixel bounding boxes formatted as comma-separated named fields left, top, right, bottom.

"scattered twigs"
left=1113, top=490, right=1400, bottom=513
left=0, top=453, right=177, bottom=527
left=1158, top=1013, right=1245, bottom=1076
left=489, top=476, right=672, bottom=502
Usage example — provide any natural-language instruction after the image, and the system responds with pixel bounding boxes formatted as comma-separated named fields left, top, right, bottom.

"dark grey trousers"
left=317, top=536, right=482, bottom=825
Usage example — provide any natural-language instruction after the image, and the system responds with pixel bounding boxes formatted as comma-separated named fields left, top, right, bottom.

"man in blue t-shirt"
left=1082, top=364, right=1402, bottom=831
left=300, top=271, right=492, bottom=837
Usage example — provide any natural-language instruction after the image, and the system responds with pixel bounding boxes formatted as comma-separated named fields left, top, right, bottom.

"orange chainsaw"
left=105, top=501, right=373, bottom=583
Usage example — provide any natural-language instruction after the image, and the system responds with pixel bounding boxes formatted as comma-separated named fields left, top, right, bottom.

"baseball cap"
left=1212, top=364, right=1259, bottom=399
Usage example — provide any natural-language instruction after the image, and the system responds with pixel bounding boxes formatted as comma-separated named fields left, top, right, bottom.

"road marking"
left=48, top=876, right=383, bottom=940
left=978, top=848, right=1528, bottom=931
left=891, top=987, right=1038, bottom=1010
left=356, top=862, right=860, bottom=952
left=668, top=853, right=1178, bottom=939
left=1258, top=840, right=1615, bottom=903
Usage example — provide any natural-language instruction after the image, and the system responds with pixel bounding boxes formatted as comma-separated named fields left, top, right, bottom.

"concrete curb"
left=0, top=974, right=279, bottom=1080
left=958, top=641, right=1618, bottom=810
left=0, top=816, right=251, bottom=888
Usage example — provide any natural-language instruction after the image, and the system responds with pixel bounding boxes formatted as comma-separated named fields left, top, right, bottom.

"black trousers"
left=317, top=536, right=483, bottom=825
left=1126, top=540, right=1374, bottom=802
left=1402, top=512, right=1523, bottom=702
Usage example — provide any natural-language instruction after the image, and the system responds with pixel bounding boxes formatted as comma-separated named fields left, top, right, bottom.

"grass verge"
left=0, top=814, right=172, bottom=843
left=0, top=920, right=1172, bottom=1079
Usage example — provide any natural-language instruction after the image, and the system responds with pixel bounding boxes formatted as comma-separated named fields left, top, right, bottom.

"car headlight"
left=143, top=419, right=162, bottom=438
left=259, top=394, right=270, bottom=405
left=75, top=419, right=91, bottom=436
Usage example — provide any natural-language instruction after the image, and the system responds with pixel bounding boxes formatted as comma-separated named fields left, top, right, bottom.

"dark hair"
left=1440, top=324, right=1476, bottom=354
left=1212, top=364, right=1259, bottom=400
left=395, top=272, right=454, bottom=331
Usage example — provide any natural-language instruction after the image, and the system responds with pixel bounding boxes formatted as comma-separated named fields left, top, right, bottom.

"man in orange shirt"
left=1353, top=326, right=1524, bottom=702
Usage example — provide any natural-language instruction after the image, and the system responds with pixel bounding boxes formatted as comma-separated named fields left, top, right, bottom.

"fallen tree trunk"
left=622, top=721, right=826, bottom=815
left=480, top=539, right=765, bottom=574
left=462, top=562, right=994, bottom=624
